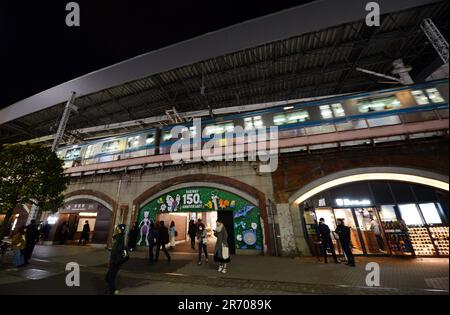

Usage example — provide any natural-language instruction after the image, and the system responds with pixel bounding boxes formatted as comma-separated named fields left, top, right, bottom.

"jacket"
left=147, top=228, right=157, bottom=245
left=214, top=226, right=229, bottom=259
left=318, top=223, right=332, bottom=242
left=157, top=226, right=169, bottom=245
left=110, top=233, right=126, bottom=266
left=335, top=225, right=351, bottom=245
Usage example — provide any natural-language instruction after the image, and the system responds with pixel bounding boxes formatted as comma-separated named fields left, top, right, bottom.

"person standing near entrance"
left=60, top=222, right=70, bottom=245
left=24, top=220, right=39, bottom=265
left=127, top=222, right=139, bottom=252
left=105, top=224, right=129, bottom=295
left=335, top=219, right=355, bottom=267
left=78, top=220, right=90, bottom=245
left=318, top=218, right=339, bottom=264
left=213, top=220, right=230, bottom=273
left=155, top=221, right=171, bottom=262
left=11, top=226, right=26, bottom=267
left=147, top=221, right=157, bottom=263
left=197, top=219, right=208, bottom=265
left=370, top=217, right=384, bottom=251
left=169, top=221, right=177, bottom=250
left=188, top=220, right=197, bottom=250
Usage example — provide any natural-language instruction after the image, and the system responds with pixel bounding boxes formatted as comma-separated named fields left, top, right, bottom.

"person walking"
left=188, top=220, right=197, bottom=250
left=155, top=221, right=171, bottom=262
left=317, top=218, right=339, bottom=264
left=127, top=222, right=139, bottom=252
left=147, top=221, right=157, bottom=263
left=169, top=221, right=177, bottom=250
left=11, top=226, right=26, bottom=268
left=24, top=220, right=39, bottom=265
left=213, top=220, right=230, bottom=274
left=197, top=218, right=208, bottom=265
left=105, top=224, right=129, bottom=295
left=335, top=219, right=355, bottom=267
left=78, top=220, right=90, bottom=245
left=60, top=222, right=70, bottom=245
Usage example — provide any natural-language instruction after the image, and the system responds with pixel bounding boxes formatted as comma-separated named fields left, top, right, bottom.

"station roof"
left=0, top=0, right=447, bottom=144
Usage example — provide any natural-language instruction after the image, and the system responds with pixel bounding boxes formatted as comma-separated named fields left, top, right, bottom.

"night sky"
left=0, top=0, right=314, bottom=108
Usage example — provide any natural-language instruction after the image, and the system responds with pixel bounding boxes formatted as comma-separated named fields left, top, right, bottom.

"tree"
left=0, top=144, right=68, bottom=239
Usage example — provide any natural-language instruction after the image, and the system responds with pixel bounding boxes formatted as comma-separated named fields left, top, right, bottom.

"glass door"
left=354, top=207, right=388, bottom=255
left=333, top=208, right=364, bottom=255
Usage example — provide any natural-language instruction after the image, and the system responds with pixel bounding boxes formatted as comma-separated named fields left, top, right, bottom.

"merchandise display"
left=407, top=226, right=436, bottom=256
left=382, top=220, right=413, bottom=255
left=429, top=226, right=449, bottom=256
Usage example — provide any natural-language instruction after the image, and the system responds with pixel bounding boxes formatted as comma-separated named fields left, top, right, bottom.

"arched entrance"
left=45, top=190, right=117, bottom=245
left=289, top=167, right=449, bottom=258
left=132, top=174, right=270, bottom=255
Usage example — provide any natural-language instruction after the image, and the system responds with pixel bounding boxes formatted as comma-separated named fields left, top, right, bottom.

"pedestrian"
left=60, top=222, right=69, bottom=245
left=335, top=219, right=355, bottom=267
left=105, top=224, right=129, bottom=295
left=197, top=218, right=208, bottom=265
left=147, top=221, right=157, bottom=263
left=188, top=219, right=197, bottom=250
left=78, top=220, right=90, bottom=245
left=155, top=221, right=171, bottom=262
left=370, top=217, right=384, bottom=251
left=213, top=220, right=230, bottom=273
left=24, top=220, right=39, bottom=265
left=11, top=226, right=26, bottom=267
left=127, top=222, right=139, bottom=252
left=169, top=221, right=177, bottom=249
left=317, top=218, right=339, bottom=264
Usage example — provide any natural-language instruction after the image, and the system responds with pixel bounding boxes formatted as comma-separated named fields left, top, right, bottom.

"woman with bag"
left=213, top=220, right=230, bottom=274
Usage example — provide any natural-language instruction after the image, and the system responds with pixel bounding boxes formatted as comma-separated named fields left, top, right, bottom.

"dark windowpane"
left=330, top=182, right=372, bottom=204
left=412, top=184, right=437, bottom=202
left=369, top=181, right=394, bottom=204
left=389, top=182, right=415, bottom=203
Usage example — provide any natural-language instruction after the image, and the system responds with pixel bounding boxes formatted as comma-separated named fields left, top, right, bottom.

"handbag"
left=222, top=244, right=229, bottom=260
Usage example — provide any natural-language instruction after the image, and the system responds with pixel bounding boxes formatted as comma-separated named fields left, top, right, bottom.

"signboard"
left=138, top=187, right=263, bottom=251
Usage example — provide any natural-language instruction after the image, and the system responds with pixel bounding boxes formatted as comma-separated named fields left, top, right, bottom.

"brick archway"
left=132, top=174, right=272, bottom=254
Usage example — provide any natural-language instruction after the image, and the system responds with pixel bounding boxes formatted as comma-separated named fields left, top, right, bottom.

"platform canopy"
left=0, top=0, right=447, bottom=144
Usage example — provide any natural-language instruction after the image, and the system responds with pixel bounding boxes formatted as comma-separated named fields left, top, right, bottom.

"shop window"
left=425, top=88, right=445, bottom=103
left=127, top=136, right=140, bottom=149
left=398, top=204, right=424, bottom=225
left=65, top=147, right=81, bottom=160
left=244, top=116, right=264, bottom=130
left=411, top=90, right=429, bottom=105
left=357, top=96, right=401, bottom=113
left=101, top=140, right=120, bottom=153
left=204, top=122, right=234, bottom=136
left=418, top=203, right=442, bottom=225
left=379, top=205, right=397, bottom=221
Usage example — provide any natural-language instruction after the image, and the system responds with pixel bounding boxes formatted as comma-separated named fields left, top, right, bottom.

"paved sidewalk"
left=0, top=245, right=448, bottom=295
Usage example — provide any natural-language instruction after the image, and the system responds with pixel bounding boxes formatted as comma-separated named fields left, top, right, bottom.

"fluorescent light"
left=79, top=212, right=97, bottom=217
left=283, top=106, right=294, bottom=110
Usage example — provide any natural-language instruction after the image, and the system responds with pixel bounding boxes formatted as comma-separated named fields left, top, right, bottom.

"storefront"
left=46, top=199, right=112, bottom=245
left=137, top=186, right=264, bottom=254
left=300, top=180, right=449, bottom=257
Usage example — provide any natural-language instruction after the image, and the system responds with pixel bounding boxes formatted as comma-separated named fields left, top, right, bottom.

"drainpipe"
left=268, top=199, right=279, bottom=256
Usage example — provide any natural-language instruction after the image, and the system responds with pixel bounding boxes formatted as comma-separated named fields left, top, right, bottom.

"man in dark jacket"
left=318, top=218, right=339, bottom=264
left=78, top=220, right=90, bottom=245
left=188, top=220, right=197, bottom=250
left=147, top=221, right=157, bottom=262
left=335, top=219, right=355, bottom=267
left=105, top=224, right=128, bottom=295
left=127, top=222, right=139, bottom=252
left=24, top=220, right=39, bottom=265
left=155, top=221, right=171, bottom=262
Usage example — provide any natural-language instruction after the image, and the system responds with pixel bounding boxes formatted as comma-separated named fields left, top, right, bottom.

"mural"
left=137, top=187, right=263, bottom=251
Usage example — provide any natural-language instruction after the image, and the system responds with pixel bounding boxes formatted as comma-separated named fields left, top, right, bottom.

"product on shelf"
left=407, top=226, right=437, bottom=256
left=382, top=220, right=413, bottom=255
left=429, top=226, right=449, bottom=256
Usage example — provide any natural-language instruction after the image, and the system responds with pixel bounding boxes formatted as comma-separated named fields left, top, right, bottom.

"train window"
left=204, top=122, right=234, bottom=136
left=56, top=150, right=65, bottom=159
left=101, top=140, right=120, bottom=153
left=412, top=90, right=429, bottom=105
left=287, top=110, right=309, bottom=123
left=65, top=147, right=81, bottom=160
left=145, top=134, right=155, bottom=144
left=127, top=136, right=140, bottom=148
left=162, top=132, right=172, bottom=142
left=425, top=88, right=445, bottom=103
left=320, top=105, right=333, bottom=119
left=331, top=103, right=345, bottom=117
left=180, top=126, right=197, bottom=138
left=84, top=145, right=95, bottom=158
left=357, top=96, right=401, bottom=113
left=273, top=114, right=287, bottom=125
left=244, top=116, right=264, bottom=130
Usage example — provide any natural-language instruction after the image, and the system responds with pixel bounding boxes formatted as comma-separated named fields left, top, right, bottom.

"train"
left=56, top=79, right=449, bottom=168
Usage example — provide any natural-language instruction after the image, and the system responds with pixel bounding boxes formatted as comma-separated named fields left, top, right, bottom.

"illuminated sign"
left=47, top=215, right=58, bottom=225
left=335, top=198, right=371, bottom=206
